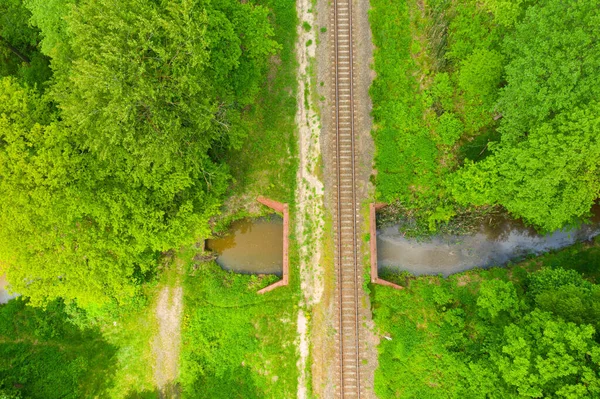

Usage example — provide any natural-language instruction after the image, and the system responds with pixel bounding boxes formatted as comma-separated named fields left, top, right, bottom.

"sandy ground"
left=293, top=0, right=326, bottom=396
left=307, top=0, right=338, bottom=394
left=153, top=284, right=183, bottom=398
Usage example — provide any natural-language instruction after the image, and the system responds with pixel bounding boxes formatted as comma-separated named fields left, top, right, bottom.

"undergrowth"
left=369, top=0, right=510, bottom=232
left=372, top=240, right=600, bottom=397
left=180, top=259, right=299, bottom=398
left=221, top=0, right=299, bottom=218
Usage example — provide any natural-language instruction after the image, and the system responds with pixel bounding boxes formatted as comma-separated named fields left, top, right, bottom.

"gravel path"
left=312, top=0, right=379, bottom=394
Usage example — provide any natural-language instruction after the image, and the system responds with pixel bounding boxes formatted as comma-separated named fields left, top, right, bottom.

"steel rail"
left=333, top=0, right=360, bottom=394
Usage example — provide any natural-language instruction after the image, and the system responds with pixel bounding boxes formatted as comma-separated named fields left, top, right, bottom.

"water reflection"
left=378, top=213, right=600, bottom=276
left=206, top=216, right=283, bottom=275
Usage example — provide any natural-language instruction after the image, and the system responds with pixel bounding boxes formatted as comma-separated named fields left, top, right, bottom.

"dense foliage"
left=373, top=244, right=600, bottom=398
left=0, top=0, right=51, bottom=87
left=0, top=0, right=280, bottom=306
left=1, top=0, right=299, bottom=396
left=371, top=0, right=600, bottom=232
left=452, top=0, right=600, bottom=231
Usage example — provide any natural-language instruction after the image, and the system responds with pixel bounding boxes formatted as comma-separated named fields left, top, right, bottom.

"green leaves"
left=374, top=266, right=600, bottom=398
left=454, top=0, right=600, bottom=231
left=458, top=48, right=504, bottom=111
left=374, top=0, right=600, bottom=233
left=453, top=102, right=600, bottom=231
left=476, top=279, right=518, bottom=319
left=498, top=0, right=600, bottom=143
left=0, top=0, right=280, bottom=307
left=491, top=310, right=600, bottom=398
left=451, top=0, right=600, bottom=231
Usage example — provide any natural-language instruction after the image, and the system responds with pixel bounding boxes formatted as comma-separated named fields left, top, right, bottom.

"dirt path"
left=153, top=282, right=183, bottom=398
left=293, top=0, right=326, bottom=396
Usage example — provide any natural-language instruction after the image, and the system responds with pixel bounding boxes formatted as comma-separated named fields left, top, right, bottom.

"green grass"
left=179, top=258, right=299, bottom=398
left=0, top=267, right=169, bottom=399
left=177, top=0, right=302, bottom=392
left=222, top=0, right=298, bottom=212
left=369, top=0, right=446, bottom=224
left=372, top=240, right=600, bottom=398
left=100, top=293, right=160, bottom=398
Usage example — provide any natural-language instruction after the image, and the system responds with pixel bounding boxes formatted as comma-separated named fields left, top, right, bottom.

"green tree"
left=452, top=103, right=600, bottom=231
left=0, top=0, right=37, bottom=64
left=0, top=77, right=142, bottom=306
left=476, top=279, right=518, bottom=319
left=528, top=268, right=600, bottom=331
left=452, top=0, right=600, bottom=231
left=24, top=0, right=74, bottom=71
left=0, top=0, right=278, bottom=307
left=0, top=0, right=51, bottom=86
left=487, top=310, right=600, bottom=398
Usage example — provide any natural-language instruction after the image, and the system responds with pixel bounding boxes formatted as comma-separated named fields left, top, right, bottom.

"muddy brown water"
left=206, top=217, right=283, bottom=275
left=0, top=274, right=17, bottom=304
left=377, top=211, right=600, bottom=277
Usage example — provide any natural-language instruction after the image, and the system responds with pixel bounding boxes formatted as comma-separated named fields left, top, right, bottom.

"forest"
left=369, top=0, right=600, bottom=397
left=0, top=0, right=284, bottom=306
left=373, top=242, right=600, bottom=398
left=1, top=0, right=299, bottom=397
left=370, top=0, right=600, bottom=234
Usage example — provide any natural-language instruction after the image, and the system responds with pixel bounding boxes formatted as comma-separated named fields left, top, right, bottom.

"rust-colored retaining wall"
left=257, top=196, right=289, bottom=294
left=370, top=203, right=403, bottom=290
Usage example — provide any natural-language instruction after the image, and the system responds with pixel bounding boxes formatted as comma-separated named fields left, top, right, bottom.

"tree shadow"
left=0, top=298, right=120, bottom=398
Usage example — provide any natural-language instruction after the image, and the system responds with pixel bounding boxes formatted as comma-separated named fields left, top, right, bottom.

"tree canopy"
left=452, top=0, right=600, bottom=231
left=0, top=0, right=51, bottom=87
left=0, top=0, right=279, bottom=306
left=373, top=264, right=600, bottom=399
left=372, top=0, right=600, bottom=233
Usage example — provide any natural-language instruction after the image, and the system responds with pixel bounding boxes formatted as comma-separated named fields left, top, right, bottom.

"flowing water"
left=377, top=212, right=600, bottom=276
left=0, top=274, right=17, bottom=304
left=206, top=217, right=283, bottom=275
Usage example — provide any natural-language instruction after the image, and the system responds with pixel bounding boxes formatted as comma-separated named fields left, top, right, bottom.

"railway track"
left=332, top=0, right=362, bottom=396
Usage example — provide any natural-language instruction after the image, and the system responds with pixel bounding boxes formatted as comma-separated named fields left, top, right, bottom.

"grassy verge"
left=371, top=239, right=600, bottom=397
left=179, top=249, right=299, bottom=398
left=179, top=0, right=302, bottom=388
left=221, top=0, right=298, bottom=216
left=177, top=0, right=301, bottom=394
left=100, top=299, right=158, bottom=398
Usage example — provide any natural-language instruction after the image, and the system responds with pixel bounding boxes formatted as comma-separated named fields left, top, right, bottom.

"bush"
left=435, top=113, right=463, bottom=146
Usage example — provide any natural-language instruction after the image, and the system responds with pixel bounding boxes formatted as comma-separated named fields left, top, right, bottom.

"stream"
left=377, top=212, right=600, bottom=276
